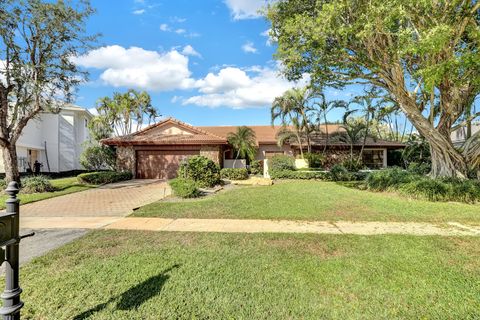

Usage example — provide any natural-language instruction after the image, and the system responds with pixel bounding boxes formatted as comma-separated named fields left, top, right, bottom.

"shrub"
left=177, top=155, right=220, bottom=188
left=399, top=179, right=450, bottom=202
left=169, top=178, right=200, bottom=198
left=80, top=144, right=116, bottom=170
left=440, top=178, right=480, bottom=203
left=407, top=162, right=431, bottom=175
left=305, top=152, right=325, bottom=169
left=341, top=158, right=364, bottom=172
left=365, top=168, right=416, bottom=191
left=270, top=170, right=329, bottom=180
left=77, top=171, right=132, bottom=185
left=329, top=164, right=355, bottom=181
left=249, top=160, right=263, bottom=175
left=220, top=168, right=249, bottom=180
left=0, top=179, right=6, bottom=190
left=21, top=176, right=54, bottom=193
left=269, top=155, right=295, bottom=171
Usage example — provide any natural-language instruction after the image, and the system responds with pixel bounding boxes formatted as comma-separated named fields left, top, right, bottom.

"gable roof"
left=102, top=117, right=228, bottom=146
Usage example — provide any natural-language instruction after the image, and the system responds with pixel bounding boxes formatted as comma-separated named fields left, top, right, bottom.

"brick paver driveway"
left=21, top=179, right=170, bottom=217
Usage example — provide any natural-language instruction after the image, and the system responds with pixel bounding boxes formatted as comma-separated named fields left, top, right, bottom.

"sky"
left=74, top=0, right=355, bottom=126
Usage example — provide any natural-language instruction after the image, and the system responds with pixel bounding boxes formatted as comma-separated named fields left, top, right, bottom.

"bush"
left=221, top=168, right=249, bottom=180
left=21, top=176, right=54, bottom=193
left=407, top=162, right=431, bottom=175
left=305, top=152, right=325, bottom=169
left=269, top=155, right=295, bottom=171
left=169, top=178, right=200, bottom=198
left=439, top=178, right=480, bottom=203
left=177, top=155, right=220, bottom=188
left=399, top=179, right=450, bottom=202
left=80, top=144, right=116, bottom=171
left=77, top=171, right=133, bottom=185
left=329, top=164, right=355, bottom=181
left=249, top=160, right=263, bottom=175
left=0, top=179, right=6, bottom=190
left=341, top=158, right=364, bottom=172
left=365, top=168, right=416, bottom=191
left=270, top=169, right=329, bottom=180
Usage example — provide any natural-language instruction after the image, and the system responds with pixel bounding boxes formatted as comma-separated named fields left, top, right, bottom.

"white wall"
left=224, top=159, right=247, bottom=169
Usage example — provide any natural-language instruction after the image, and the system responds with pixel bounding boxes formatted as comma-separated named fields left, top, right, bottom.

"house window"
left=362, top=150, right=384, bottom=169
left=84, top=119, right=88, bottom=128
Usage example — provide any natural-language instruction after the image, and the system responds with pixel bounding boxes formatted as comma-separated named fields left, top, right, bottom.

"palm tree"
left=311, top=93, right=348, bottom=154
left=227, top=126, right=257, bottom=167
left=331, top=113, right=367, bottom=161
left=271, top=87, right=315, bottom=157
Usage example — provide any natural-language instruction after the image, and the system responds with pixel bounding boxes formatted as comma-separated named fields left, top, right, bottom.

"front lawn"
left=19, top=230, right=480, bottom=319
left=133, top=180, right=480, bottom=223
left=0, top=177, right=95, bottom=209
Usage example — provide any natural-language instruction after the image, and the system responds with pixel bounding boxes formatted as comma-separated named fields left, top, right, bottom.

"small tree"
left=227, top=126, right=257, bottom=167
left=0, top=0, right=95, bottom=183
left=80, top=115, right=116, bottom=170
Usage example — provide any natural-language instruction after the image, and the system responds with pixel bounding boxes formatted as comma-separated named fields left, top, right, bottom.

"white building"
left=451, top=122, right=480, bottom=146
left=0, top=104, right=93, bottom=174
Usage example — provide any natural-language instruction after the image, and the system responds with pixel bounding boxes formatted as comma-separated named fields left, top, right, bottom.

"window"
left=362, top=150, right=384, bottom=169
left=84, top=119, right=88, bottom=128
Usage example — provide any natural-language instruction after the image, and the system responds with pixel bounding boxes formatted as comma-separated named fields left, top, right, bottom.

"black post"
left=0, top=182, right=23, bottom=320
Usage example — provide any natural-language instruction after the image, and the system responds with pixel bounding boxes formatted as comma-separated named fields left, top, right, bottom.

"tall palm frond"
left=227, top=126, right=257, bottom=166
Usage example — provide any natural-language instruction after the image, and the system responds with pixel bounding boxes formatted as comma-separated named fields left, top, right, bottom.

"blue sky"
left=74, top=0, right=355, bottom=126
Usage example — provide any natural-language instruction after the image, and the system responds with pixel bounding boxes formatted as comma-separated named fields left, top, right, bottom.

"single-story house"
left=0, top=104, right=93, bottom=174
left=102, top=117, right=405, bottom=179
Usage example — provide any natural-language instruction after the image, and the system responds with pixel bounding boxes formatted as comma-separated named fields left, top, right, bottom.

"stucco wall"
left=117, top=146, right=136, bottom=174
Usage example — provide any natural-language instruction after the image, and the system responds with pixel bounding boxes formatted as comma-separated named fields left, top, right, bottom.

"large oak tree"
left=267, top=0, right=480, bottom=178
left=0, top=0, right=95, bottom=183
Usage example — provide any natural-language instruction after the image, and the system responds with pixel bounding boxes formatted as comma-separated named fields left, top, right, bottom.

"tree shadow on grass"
left=73, top=264, right=180, bottom=320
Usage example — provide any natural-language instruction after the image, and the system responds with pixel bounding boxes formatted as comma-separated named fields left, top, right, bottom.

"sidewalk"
left=21, top=217, right=480, bottom=236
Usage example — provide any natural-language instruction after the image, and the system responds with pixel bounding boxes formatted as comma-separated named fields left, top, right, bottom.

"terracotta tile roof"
left=102, top=118, right=227, bottom=146
left=199, top=124, right=344, bottom=144
left=102, top=117, right=404, bottom=148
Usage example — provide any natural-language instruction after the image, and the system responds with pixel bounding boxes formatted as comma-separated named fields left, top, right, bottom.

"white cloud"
left=183, top=66, right=309, bottom=109
left=181, top=45, right=201, bottom=58
left=160, top=23, right=170, bottom=31
left=260, top=29, right=275, bottom=46
left=224, top=0, right=267, bottom=20
left=171, top=16, right=186, bottom=23
left=132, top=9, right=145, bottom=15
left=175, top=28, right=186, bottom=34
left=72, top=45, right=194, bottom=91
left=242, top=41, right=258, bottom=54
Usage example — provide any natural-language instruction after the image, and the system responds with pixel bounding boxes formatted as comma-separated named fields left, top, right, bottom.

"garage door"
left=136, top=150, right=200, bottom=179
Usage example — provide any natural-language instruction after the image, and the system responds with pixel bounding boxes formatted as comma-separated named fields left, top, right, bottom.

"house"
left=0, top=104, right=93, bottom=174
left=451, top=122, right=480, bottom=146
left=102, top=117, right=405, bottom=179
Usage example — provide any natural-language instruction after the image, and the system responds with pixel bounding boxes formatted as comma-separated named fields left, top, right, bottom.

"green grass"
left=134, top=180, right=480, bottom=223
left=0, top=177, right=95, bottom=209
left=18, top=230, right=480, bottom=319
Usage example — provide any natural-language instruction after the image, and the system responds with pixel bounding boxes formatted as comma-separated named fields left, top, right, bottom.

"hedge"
left=269, top=155, right=295, bottom=171
left=270, top=170, right=329, bottom=180
left=220, top=168, right=249, bottom=180
left=169, top=178, right=200, bottom=198
left=77, top=171, right=133, bottom=185
left=21, top=175, right=54, bottom=193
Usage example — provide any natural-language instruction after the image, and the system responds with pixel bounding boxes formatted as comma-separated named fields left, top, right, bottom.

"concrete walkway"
left=20, top=217, right=480, bottom=237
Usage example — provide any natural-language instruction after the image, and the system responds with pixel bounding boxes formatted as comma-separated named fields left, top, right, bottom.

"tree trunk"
left=2, top=144, right=20, bottom=184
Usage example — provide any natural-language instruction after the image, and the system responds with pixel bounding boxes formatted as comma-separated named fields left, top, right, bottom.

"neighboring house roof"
left=102, top=117, right=405, bottom=148
left=451, top=122, right=480, bottom=144
left=102, top=117, right=228, bottom=146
